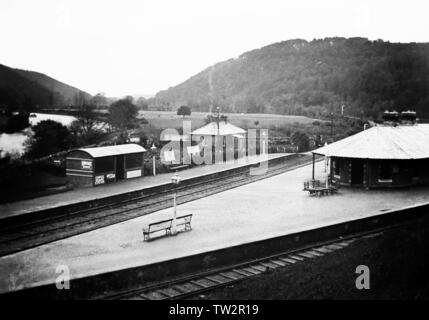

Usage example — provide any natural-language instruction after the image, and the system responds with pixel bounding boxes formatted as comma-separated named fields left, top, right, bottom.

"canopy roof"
left=73, top=143, right=146, bottom=158
left=192, top=121, right=246, bottom=136
left=313, top=124, right=429, bottom=160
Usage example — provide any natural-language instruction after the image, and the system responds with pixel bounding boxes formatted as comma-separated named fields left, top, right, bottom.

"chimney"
left=382, top=110, right=399, bottom=125
left=400, top=110, right=417, bottom=125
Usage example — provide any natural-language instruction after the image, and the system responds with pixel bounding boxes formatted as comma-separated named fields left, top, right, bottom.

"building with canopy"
left=311, top=113, right=429, bottom=188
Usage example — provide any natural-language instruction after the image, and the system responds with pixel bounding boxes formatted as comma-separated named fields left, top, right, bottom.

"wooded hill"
left=0, top=63, right=91, bottom=112
left=155, top=38, right=429, bottom=120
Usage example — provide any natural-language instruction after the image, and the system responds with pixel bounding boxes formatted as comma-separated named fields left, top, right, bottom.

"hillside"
left=15, top=68, right=91, bottom=105
left=0, top=64, right=91, bottom=111
left=155, top=38, right=429, bottom=119
left=0, top=64, right=52, bottom=111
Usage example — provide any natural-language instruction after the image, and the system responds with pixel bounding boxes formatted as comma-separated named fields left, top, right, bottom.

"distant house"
left=312, top=111, right=429, bottom=188
left=192, top=121, right=246, bottom=163
left=192, top=120, right=246, bottom=137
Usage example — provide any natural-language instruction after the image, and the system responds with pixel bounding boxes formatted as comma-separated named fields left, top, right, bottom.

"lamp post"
left=171, top=172, right=181, bottom=235
left=261, top=131, right=267, bottom=154
left=151, top=143, right=157, bottom=176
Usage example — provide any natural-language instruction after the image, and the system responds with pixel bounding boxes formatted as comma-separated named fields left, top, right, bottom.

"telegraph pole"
left=216, top=106, right=220, bottom=136
left=330, top=112, right=334, bottom=142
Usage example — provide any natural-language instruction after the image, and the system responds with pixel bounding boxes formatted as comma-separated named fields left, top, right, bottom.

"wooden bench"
left=142, top=214, right=193, bottom=241
left=306, top=187, right=338, bottom=196
left=175, top=214, right=193, bottom=232
left=303, top=180, right=338, bottom=197
left=142, top=218, right=173, bottom=241
left=168, top=164, right=189, bottom=171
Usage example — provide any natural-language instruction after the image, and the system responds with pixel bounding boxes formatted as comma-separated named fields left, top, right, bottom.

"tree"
left=291, top=131, right=310, bottom=152
left=75, top=103, right=98, bottom=134
left=90, top=93, right=108, bottom=108
left=125, top=96, right=134, bottom=104
left=243, top=96, right=265, bottom=114
left=204, top=114, right=228, bottom=124
left=108, top=98, right=138, bottom=131
left=25, top=120, right=72, bottom=159
left=177, top=105, right=191, bottom=118
left=73, top=91, right=89, bottom=107
left=69, top=119, right=107, bottom=148
left=136, top=97, right=149, bottom=110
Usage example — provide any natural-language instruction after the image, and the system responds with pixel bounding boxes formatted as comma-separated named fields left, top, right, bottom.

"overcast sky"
left=1, top=0, right=429, bottom=97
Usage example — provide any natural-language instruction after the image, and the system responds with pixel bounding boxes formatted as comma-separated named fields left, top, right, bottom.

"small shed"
left=66, top=143, right=146, bottom=187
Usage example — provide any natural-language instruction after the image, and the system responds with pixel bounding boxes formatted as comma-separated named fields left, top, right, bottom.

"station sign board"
left=126, top=169, right=142, bottom=179
left=163, top=150, right=176, bottom=162
left=81, top=160, right=93, bottom=170
left=187, top=145, right=200, bottom=155
left=94, top=175, right=105, bottom=185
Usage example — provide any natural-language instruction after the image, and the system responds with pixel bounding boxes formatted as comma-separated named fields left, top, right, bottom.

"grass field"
left=139, top=111, right=325, bottom=130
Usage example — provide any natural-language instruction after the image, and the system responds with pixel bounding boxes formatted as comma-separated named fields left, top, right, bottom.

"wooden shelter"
left=66, top=143, right=146, bottom=187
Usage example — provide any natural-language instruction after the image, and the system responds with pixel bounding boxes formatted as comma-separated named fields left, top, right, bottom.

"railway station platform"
left=0, top=153, right=289, bottom=220
left=1, top=160, right=429, bottom=295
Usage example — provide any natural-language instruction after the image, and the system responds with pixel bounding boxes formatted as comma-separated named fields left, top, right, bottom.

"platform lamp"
left=150, top=143, right=157, bottom=176
left=261, top=130, right=267, bottom=155
left=171, top=172, right=181, bottom=235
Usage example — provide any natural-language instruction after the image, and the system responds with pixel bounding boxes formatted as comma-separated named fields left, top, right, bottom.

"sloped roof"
left=313, top=124, right=429, bottom=160
left=75, top=143, right=146, bottom=158
left=192, top=121, right=246, bottom=136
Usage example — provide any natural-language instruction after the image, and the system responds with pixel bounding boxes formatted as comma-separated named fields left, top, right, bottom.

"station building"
left=312, top=112, right=429, bottom=188
left=66, top=143, right=146, bottom=187
left=192, top=121, right=247, bottom=163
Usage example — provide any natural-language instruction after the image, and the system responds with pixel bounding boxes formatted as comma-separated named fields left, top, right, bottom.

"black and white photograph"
left=1, top=0, right=429, bottom=306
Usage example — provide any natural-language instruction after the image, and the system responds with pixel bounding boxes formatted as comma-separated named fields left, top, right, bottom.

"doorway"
left=116, top=155, right=125, bottom=180
left=351, top=159, right=364, bottom=185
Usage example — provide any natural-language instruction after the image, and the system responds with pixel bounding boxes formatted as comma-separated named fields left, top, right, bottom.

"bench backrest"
left=148, top=219, right=173, bottom=231
left=304, top=180, right=329, bottom=189
left=169, top=165, right=189, bottom=171
left=176, top=214, right=192, bottom=223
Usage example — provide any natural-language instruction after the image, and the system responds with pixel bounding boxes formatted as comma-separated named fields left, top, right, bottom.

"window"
left=126, top=153, right=142, bottom=169
left=412, top=160, right=421, bottom=181
left=379, top=161, right=392, bottom=182
left=333, top=159, right=340, bottom=177
left=94, top=157, right=114, bottom=174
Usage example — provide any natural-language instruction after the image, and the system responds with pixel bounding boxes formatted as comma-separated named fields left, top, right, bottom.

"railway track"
left=0, top=154, right=318, bottom=256
left=103, top=231, right=383, bottom=300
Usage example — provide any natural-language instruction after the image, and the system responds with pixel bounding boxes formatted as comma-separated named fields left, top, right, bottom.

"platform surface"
left=1, top=161, right=429, bottom=293
left=0, top=153, right=285, bottom=220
